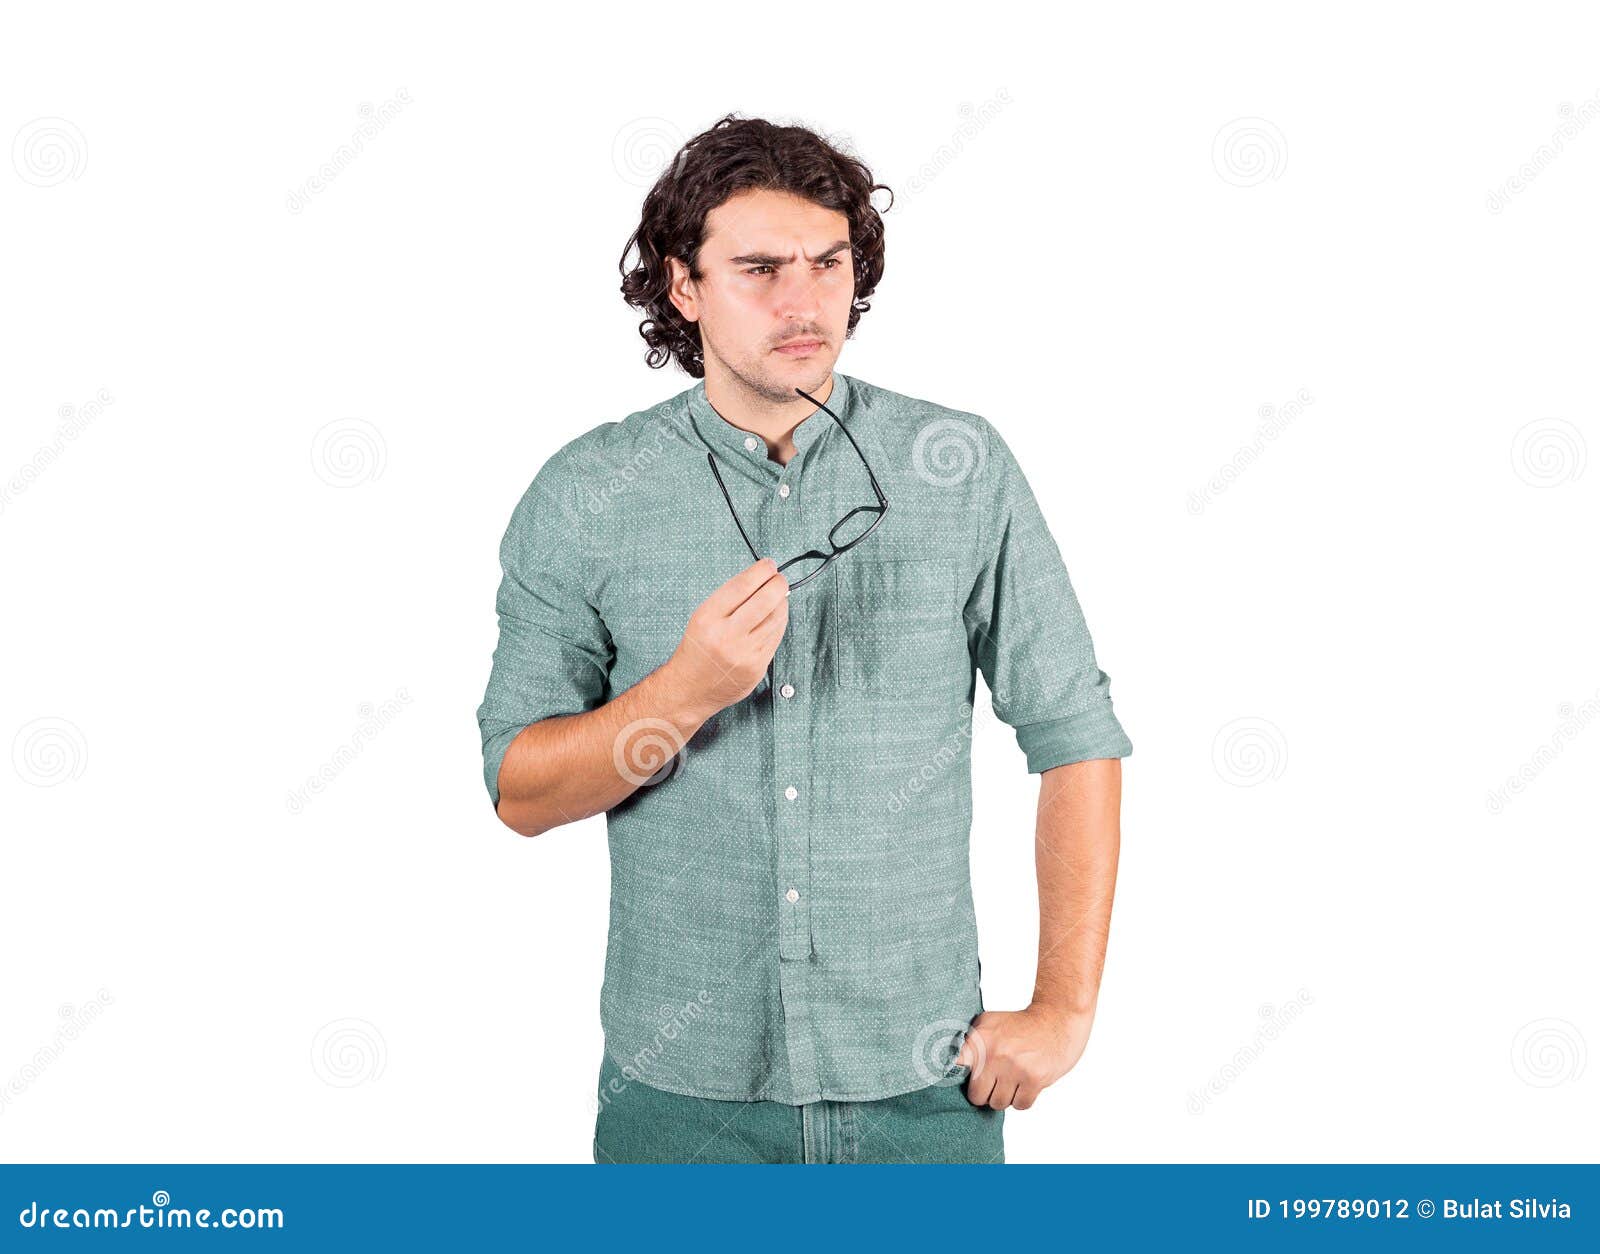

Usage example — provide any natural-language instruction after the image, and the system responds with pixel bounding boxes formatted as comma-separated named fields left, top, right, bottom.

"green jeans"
left=592, top=1048, right=1005, bottom=1164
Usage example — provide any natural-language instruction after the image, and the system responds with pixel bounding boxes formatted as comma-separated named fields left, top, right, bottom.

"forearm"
left=1031, top=757, right=1122, bottom=1016
left=494, top=662, right=717, bottom=838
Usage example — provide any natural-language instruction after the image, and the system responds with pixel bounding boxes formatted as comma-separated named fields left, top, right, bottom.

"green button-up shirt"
left=476, top=371, right=1132, bottom=1104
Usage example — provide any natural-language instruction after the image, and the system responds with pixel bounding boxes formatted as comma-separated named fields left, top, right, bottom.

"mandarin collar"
left=688, top=371, right=856, bottom=467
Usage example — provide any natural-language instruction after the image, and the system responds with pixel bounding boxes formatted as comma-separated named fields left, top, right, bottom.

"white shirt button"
left=780, top=683, right=795, bottom=699
left=784, top=785, right=798, bottom=801
left=785, top=888, right=799, bottom=903
left=743, top=435, right=759, bottom=451
left=778, top=483, right=790, bottom=498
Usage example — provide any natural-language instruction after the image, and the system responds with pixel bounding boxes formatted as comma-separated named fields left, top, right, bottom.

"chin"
left=784, top=353, right=833, bottom=378
left=789, top=363, right=832, bottom=395
left=752, top=350, right=834, bottom=397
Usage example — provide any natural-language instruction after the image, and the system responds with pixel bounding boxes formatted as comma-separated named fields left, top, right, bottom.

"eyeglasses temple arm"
left=705, top=452, right=763, bottom=561
left=797, top=387, right=889, bottom=509
left=832, top=417, right=888, bottom=508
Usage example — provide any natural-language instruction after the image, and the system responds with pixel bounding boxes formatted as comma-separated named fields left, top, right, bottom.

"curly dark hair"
left=618, top=114, right=893, bottom=378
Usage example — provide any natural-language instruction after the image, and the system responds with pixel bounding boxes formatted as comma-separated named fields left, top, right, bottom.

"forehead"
left=702, top=188, right=849, bottom=254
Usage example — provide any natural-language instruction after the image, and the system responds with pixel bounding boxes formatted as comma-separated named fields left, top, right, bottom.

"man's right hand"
left=493, top=557, right=791, bottom=837
left=663, top=557, right=791, bottom=720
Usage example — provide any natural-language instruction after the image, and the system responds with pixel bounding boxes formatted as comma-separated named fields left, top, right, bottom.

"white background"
left=2, top=1, right=1595, bottom=1165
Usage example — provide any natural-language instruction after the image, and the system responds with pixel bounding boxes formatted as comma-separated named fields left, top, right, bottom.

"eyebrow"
left=727, top=240, right=851, bottom=266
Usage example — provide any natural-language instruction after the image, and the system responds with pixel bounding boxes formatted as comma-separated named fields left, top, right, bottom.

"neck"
left=702, top=360, right=835, bottom=466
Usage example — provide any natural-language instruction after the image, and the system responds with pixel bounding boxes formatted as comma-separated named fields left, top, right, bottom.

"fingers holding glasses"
left=667, top=559, right=791, bottom=718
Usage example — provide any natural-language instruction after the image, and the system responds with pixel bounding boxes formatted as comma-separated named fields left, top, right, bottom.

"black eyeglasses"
left=705, top=385, right=889, bottom=591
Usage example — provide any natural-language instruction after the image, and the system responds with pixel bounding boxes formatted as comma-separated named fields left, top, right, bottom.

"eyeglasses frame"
left=704, top=384, right=890, bottom=591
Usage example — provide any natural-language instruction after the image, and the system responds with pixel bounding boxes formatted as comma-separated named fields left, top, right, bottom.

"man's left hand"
left=953, top=1003, right=1093, bottom=1110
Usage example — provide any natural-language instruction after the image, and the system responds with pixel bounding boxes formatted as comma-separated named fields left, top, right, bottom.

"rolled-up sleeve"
left=476, top=452, right=615, bottom=810
left=963, top=422, right=1132, bottom=773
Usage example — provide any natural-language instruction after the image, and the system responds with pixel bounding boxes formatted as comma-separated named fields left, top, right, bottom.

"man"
left=476, top=115, right=1132, bottom=1164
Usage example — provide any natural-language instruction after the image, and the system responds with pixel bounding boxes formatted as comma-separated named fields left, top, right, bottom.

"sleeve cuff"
left=1013, top=705, right=1133, bottom=774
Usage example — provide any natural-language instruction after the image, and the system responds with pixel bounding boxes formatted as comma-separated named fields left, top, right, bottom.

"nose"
left=773, top=265, right=822, bottom=323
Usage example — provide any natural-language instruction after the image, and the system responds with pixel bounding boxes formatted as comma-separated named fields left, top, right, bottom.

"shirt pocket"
left=833, top=554, right=967, bottom=695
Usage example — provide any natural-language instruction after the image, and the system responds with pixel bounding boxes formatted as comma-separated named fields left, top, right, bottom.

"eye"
left=745, top=258, right=845, bottom=277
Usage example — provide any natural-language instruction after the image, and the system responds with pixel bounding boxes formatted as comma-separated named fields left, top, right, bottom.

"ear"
left=665, top=256, right=699, bottom=325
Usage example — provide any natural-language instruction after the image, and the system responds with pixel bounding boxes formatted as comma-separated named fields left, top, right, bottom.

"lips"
left=775, top=339, right=822, bottom=355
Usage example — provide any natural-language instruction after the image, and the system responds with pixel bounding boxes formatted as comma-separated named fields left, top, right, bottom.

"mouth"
left=774, top=339, right=823, bottom=357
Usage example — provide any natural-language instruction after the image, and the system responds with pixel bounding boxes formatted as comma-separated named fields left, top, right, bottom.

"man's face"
left=669, top=188, right=855, bottom=403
